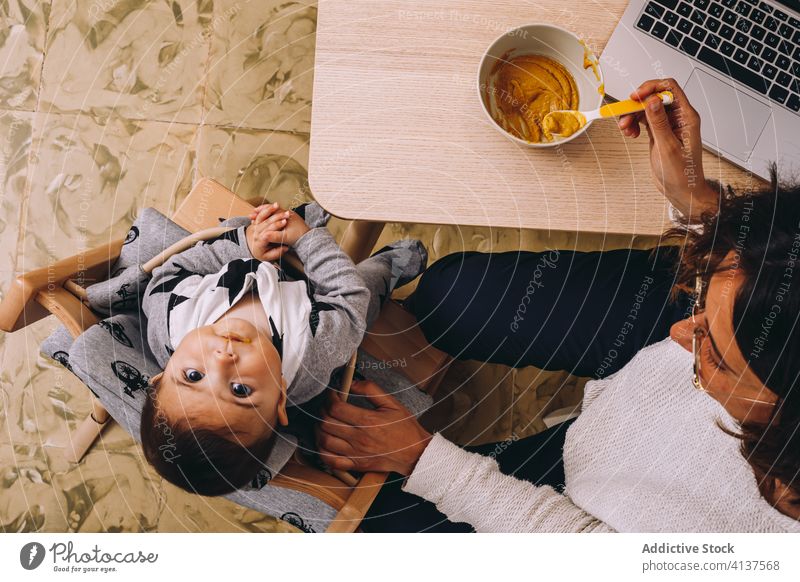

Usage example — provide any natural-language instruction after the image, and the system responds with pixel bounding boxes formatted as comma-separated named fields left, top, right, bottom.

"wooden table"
left=309, top=0, right=747, bottom=236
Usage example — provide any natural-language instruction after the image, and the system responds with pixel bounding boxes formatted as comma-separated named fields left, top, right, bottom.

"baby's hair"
left=140, top=374, right=276, bottom=496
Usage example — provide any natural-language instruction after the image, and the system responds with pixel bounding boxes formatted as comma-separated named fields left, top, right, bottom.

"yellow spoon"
left=544, top=91, right=674, bottom=139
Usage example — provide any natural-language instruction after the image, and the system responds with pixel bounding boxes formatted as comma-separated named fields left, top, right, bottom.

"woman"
left=315, top=79, right=800, bottom=532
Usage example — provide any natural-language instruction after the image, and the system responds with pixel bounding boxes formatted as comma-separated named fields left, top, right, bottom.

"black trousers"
left=361, top=247, right=691, bottom=532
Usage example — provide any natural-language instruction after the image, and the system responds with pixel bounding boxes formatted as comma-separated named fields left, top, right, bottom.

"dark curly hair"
left=666, top=169, right=800, bottom=511
left=140, top=376, right=276, bottom=496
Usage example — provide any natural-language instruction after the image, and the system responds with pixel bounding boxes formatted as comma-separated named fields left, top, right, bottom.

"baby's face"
left=157, top=318, right=288, bottom=446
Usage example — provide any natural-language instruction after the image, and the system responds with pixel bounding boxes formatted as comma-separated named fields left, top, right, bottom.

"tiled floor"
left=0, top=0, right=660, bottom=532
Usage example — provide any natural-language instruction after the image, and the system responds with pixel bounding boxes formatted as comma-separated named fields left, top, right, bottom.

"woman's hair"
left=140, top=376, right=276, bottom=496
left=667, top=168, right=800, bottom=510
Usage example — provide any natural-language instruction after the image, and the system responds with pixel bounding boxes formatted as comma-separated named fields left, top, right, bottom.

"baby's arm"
left=251, top=203, right=370, bottom=355
left=145, top=218, right=267, bottom=299
left=288, top=227, right=370, bottom=402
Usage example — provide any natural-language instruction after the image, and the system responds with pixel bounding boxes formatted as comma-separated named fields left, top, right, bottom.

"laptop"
left=602, top=0, right=800, bottom=180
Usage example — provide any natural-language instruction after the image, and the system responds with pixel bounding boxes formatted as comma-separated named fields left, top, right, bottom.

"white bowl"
left=478, top=24, right=604, bottom=148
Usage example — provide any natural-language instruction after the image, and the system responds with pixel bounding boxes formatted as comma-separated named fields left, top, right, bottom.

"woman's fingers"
left=643, top=95, right=680, bottom=150
left=319, top=411, right=358, bottom=436
left=630, top=78, right=699, bottom=129
left=317, top=447, right=356, bottom=471
left=653, top=78, right=691, bottom=110
left=618, top=111, right=645, bottom=128
left=325, top=394, right=376, bottom=425
left=323, top=383, right=405, bottom=426
left=629, top=77, right=677, bottom=101
left=347, top=379, right=402, bottom=410
left=627, top=78, right=683, bottom=150
left=618, top=111, right=646, bottom=138
left=315, top=421, right=361, bottom=472
left=315, top=425, right=355, bottom=456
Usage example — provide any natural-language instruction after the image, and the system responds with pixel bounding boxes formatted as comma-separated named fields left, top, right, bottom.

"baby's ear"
left=276, top=376, right=289, bottom=427
left=148, top=372, right=164, bottom=388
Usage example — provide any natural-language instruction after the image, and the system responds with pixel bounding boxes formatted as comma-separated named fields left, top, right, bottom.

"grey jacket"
left=141, top=219, right=370, bottom=405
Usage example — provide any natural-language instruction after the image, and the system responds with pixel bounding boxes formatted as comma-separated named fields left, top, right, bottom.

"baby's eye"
left=184, top=368, right=204, bottom=382
left=231, top=383, right=252, bottom=398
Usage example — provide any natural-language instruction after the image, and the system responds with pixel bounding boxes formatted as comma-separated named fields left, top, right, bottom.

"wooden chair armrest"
left=326, top=472, right=388, bottom=533
left=270, top=460, right=353, bottom=511
left=0, top=239, right=122, bottom=333
left=34, top=287, right=99, bottom=339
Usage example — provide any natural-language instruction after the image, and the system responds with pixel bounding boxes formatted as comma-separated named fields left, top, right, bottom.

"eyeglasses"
left=691, top=274, right=706, bottom=391
left=690, top=273, right=774, bottom=406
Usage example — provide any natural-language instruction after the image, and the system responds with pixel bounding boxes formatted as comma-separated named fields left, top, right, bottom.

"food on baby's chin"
left=489, top=53, right=579, bottom=143
left=542, top=110, right=587, bottom=140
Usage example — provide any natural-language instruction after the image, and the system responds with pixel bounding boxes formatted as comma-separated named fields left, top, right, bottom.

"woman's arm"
left=617, top=78, right=720, bottom=222
left=317, top=380, right=614, bottom=533
left=405, top=434, right=614, bottom=533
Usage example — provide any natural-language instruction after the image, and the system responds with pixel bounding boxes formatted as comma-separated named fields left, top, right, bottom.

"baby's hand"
left=249, top=202, right=311, bottom=247
left=246, top=203, right=291, bottom=262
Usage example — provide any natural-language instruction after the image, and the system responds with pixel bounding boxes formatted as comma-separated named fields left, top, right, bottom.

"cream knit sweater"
left=403, top=338, right=800, bottom=532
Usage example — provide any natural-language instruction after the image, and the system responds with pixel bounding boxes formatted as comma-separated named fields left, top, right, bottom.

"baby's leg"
left=356, top=240, right=428, bottom=327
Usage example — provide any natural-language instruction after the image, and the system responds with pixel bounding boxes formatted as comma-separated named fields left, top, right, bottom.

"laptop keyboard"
left=636, top=0, right=800, bottom=114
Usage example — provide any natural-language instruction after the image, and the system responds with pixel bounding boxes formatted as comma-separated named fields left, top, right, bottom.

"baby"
left=139, top=201, right=426, bottom=496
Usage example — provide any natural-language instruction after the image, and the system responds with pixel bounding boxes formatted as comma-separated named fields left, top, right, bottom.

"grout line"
left=193, top=1, right=216, bottom=188
left=12, top=2, right=52, bottom=277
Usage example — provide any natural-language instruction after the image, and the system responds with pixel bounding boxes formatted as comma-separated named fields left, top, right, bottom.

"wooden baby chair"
left=0, top=178, right=451, bottom=533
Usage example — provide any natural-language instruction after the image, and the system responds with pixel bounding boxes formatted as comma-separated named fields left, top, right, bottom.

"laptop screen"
left=776, top=1, right=800, bottom=14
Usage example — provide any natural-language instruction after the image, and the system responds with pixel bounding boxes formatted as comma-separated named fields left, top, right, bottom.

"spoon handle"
left=597, top=91, right=673, bottom=119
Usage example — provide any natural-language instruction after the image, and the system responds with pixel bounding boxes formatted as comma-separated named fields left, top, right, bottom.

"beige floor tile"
left=0, top=318, right=88, bottom=449
left=204, top=0, right=316, bottom=132
left=422, top=358, right=514, bottom=446
left=41, top=0, right=211, bottom=124
left=0, top=329, right=5, bottom=361
left=0, top=109, right=33, bottom=285
left=18, top=112, right=196, bottom=271
left=511, top=366, right=587, bottom=440
left=196, top=125, right=310, bottom=207
left=0, top=1, right=49, bottom=111
left=0, top=316, right=90, bottom=532
left=518, top=228, right=663, bottom=254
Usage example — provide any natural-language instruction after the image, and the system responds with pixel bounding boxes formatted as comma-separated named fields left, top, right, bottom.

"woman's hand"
left=617, top=78, right=718, bottom=221
left=316, top=380, right=433, bottom=476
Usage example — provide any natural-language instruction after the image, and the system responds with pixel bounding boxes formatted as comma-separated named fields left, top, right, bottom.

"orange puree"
left=580, top=39, right=601, bottom=82
left=542, top=110, right=586, bottom=140
left=489, top=54, right=579, bottom=143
